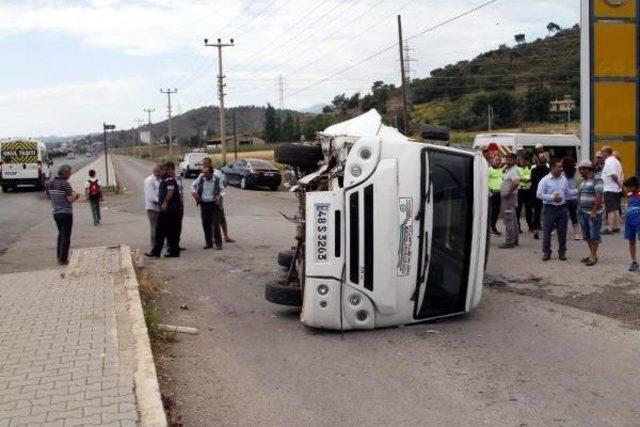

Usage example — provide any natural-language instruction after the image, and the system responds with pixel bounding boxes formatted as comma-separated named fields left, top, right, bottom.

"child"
left=623, top=176, right=640, bottom=271
left=84, top=169, right=103, bottom=226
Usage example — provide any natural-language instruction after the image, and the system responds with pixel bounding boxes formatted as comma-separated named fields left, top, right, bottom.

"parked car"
left=179, top=152, right=210, bottom=178
left=221, top=158, right=282, bottom=190
left=66, top=152, right=76, bottom=160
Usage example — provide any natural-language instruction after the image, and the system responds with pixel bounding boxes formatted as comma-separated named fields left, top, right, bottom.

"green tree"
left=281, top=113, right=295, bottom=142
left=332, top=94, right=349, bottom=114
left=525, top=88, right=555, bottom=122
left=264, top=103, right=281, bottom=142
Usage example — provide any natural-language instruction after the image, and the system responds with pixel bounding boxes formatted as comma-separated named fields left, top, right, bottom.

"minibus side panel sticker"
left=397, top=197, right=413, bottom=276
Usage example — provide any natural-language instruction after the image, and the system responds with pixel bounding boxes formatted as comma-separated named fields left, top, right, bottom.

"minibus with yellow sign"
left=0, top=138, right=52, bottom=192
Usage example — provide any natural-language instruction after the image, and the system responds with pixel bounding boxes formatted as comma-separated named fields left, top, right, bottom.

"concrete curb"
left=118, top=245, right=168, bottom=427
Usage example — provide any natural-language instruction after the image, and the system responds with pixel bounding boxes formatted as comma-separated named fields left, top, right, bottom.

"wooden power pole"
left=398, top=15, right=409, bottom=135
left=160, top=89, right=178, bottom=159
left=204, top=38, right=234, bottom=165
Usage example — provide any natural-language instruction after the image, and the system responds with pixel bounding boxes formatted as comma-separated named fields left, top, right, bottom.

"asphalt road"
left=0, top=155, right=93, bottom=255
left=0, top=154, right=638, bottom=426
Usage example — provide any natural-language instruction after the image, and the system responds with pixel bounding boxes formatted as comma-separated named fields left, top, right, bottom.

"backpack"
left=88, top=180, right=101, bottom=199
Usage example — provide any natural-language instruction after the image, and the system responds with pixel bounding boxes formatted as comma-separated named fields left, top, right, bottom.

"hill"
left=324, top=25, right=581, bottom=132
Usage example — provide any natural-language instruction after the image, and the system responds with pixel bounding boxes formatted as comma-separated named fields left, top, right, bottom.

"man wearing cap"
left=499, top=153, right=520, bottom=249
left=577, top=160, right=604, bottom=266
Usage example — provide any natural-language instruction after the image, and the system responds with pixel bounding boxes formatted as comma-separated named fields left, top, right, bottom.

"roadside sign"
left=103, top=124, right=116, bottom=130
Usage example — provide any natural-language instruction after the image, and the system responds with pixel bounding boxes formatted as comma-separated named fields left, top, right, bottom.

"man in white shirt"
left=144, top=164, right=163, bottom=246
left=600, top=146, right=623, bottom=234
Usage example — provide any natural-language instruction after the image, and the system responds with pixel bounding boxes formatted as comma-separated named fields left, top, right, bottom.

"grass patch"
left=136, top=269, right=174, bottom=343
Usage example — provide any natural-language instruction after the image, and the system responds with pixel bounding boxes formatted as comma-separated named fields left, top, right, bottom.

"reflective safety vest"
left=518, top=166, right=532, bottom=189
left=488, top=167, right=503, bottom=192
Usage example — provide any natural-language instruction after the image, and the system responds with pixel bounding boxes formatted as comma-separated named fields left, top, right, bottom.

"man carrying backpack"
left=84, top=169, right=103, bottom=226
left=191, top=165, right=225, bottom=250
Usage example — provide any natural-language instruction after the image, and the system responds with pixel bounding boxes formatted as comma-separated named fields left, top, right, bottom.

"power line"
left=286, top=0, right=500, bottom=99
left=245, top=0, right=385, bottom=77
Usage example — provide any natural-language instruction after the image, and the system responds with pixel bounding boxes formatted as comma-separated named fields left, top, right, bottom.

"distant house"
left=207, top=133, right=265, bottom=147
left=549, top=95, right=576, bottom=113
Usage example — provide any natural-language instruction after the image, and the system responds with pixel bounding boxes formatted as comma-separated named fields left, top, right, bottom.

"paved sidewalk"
left=69, top=155, right=117, bottom=194
left=0, top=246, right=165, bottom=426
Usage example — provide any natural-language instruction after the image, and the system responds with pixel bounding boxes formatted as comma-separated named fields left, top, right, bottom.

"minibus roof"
left=473, top=133, right=580, bottom=149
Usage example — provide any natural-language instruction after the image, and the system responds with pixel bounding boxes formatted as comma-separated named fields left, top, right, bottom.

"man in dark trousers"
left=145, top=162, right=183, bottom=258
left=46, top=164, right=80, bottom=265
left=191, top=165, right=225, bottom=250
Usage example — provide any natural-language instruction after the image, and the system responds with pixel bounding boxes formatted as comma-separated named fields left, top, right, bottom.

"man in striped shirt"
left=45, top=164, right=80, bottom=265
left=577, top=160, right=604, bottom=266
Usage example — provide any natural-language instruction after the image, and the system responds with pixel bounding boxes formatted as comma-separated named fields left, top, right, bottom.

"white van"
left=0, top=139, right=52, bottom=192
left=266, top=110, right=488, bottom=330
left=179, top=152, right=210, bottom=178
left=473, top=133, right=581, bottom=160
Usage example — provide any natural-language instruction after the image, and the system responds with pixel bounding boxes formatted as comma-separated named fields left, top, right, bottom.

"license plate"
left=265, top=172, right=276, bottom=176
left=314, top=203, right=330, bottom=263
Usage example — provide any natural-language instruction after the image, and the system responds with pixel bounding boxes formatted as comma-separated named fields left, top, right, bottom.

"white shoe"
left=574, top=234, right=582, bottom=241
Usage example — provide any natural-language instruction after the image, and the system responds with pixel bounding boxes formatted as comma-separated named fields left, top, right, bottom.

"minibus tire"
left=1, top=185, right=7, bottom=193
left=265, top=282, right=303, bottom=307
left=274, top=144, right=323, bottom=170
left=277, top=251, right=294, bottom=269
left=420, top=124, right=450, bottom=142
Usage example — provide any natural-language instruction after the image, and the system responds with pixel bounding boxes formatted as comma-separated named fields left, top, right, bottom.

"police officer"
left=488, top=155, right=504, bottom=236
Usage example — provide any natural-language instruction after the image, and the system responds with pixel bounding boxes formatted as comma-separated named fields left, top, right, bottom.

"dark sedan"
left=221, top=158, right=282, bottom=191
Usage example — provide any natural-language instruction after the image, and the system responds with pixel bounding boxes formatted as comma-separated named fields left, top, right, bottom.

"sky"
left=0, top=0, right=580, bottom=137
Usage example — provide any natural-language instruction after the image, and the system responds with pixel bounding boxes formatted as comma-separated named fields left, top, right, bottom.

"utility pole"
left=160, top=89, right=178, bottom=159
left=144, top=108, right=155, bottom=159
left=134, top=119, right=144, bottom=156
left=204, top=37, right=234, bottom=165
left=397, top=15, right=409, bottom=135
left=488, top=104, right=494, bottom=132
left=278, top=75, right=285, bottom=110
left=232, top=110, right=238, bottom=161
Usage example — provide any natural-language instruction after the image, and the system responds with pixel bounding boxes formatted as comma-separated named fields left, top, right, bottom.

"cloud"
left=0, top=0, right=581, bottom=135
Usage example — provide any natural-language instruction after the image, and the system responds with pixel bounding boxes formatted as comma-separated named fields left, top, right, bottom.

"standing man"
left=146, top=162, right=182, bottom=258
left=536, top=158, right=578, bottom=261
left=576, top=160, right=604, bottom=266
left=600, top=146, right=623, bottom=234
left=499, top=153, right=520, bottom=249
left=530, top=153, right=550, bottom=240
left=193, top=157, right=236, bottom=243
left=192, top=165, right=225, bottom=250
left=144, top=164, right=163, bottom=246
left=46, top=164, right=80, bottom=265
left=516, top=155, right=534, bottom=234
left=84, top=169, right=103, bottom=226
left=488, top=156, right=503, bottom=236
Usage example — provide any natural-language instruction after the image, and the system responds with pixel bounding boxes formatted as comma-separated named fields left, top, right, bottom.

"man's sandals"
left=581, top=256, right=598, bottom=266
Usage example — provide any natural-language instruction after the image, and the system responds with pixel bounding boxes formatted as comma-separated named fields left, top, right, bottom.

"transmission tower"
left=278, top=75, right=285, bottom=110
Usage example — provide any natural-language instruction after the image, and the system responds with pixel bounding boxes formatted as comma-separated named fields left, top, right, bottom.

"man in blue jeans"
left=536, top=159, right=578, bottom=261
left=576, top=160, right=604, bottom=266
